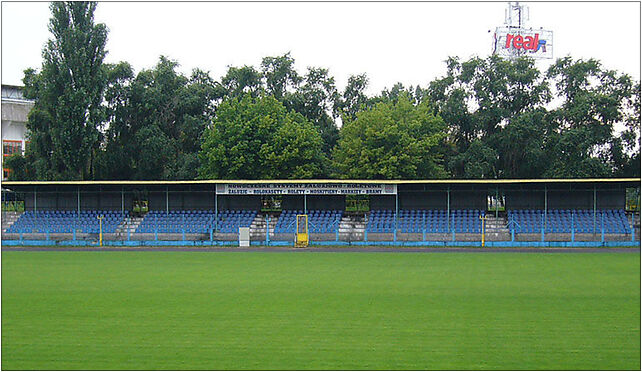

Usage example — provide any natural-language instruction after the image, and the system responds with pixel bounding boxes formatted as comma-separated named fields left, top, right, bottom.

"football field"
left=2, top=250, right=640, bottom=370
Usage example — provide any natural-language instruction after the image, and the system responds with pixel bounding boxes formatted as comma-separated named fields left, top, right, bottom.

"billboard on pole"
left=493, top=27, right=553, bottom=59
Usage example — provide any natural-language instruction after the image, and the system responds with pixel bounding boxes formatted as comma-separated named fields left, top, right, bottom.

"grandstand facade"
left=1, top=178, right=639, bottom=247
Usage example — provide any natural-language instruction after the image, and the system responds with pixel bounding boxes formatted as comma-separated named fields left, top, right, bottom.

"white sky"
left=1, top=2, right=640, bottom=95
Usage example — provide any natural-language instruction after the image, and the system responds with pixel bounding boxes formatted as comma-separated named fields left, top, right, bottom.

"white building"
left=1, top=85, right=34, bottom=180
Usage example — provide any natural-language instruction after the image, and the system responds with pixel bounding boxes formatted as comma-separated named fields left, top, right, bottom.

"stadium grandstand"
left=1, top=178, right=639, bottom=247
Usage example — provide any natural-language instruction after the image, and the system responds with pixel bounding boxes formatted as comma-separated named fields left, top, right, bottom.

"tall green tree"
left=96, top=56, right=218, bottom=180
left=332, top=94, right=448, bottom=179
left=428, top=55, right=550, bottom=178
left=374, top=82, right=426, bottom=106
left=495, top=108, right=551, bottom=178
left=199, top=94, right=326, bottom=179
left=20, top=2, right=108, bottom=180
left=261, top=53, right=301, bottom=100
left=286, top=67, right=341, bottom=156
left=543, top=57, right=639, bottom=178
left=220, top=65, right=262, bottom=99
left=338, top=73, right=370, bottom=122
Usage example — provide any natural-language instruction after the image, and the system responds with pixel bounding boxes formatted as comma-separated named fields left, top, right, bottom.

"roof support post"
left=447, top=188, right=450, bottom=231
left=215, top=191, right=218, bottom=233
left=495, top=187, right=499, bottom=218
left=77, top=187, right=80, bottom=215
left=166, top=186, right=169, bottom=215
left=571, top=211, right=575, bottom=242
left=395, top=191, right=399, bottom=242
left=544, top=185, right=547, bottom=232
left=593, top=185, right=597, bottom=234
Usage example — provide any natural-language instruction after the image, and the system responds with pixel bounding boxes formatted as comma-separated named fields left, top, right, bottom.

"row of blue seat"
left=6, top=208, right=633, bottom=236
left=8, top=210, right=125, bottom=234
left=274, top=210, right=343, bottom=234
left=136, top=210, right=258, bottom=233
left=368, top=210, right=485, bottom=233
left=508, top=210, right=631, bottom=234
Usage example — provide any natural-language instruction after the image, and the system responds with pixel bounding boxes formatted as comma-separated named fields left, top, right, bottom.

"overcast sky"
left=2, top=2, right=640, bottom=95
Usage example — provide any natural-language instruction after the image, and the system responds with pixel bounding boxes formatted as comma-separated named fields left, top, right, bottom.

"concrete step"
left=115, top=216, right=144, bottom=236
left=336, top=214, right=366, bottom=240
left=2, top=211, right=22, bottom=233
left=250, top=213, right=279, bottom=239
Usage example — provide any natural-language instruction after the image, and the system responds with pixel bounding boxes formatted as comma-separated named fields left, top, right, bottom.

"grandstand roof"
left=2, top=178, right=640, bottom=186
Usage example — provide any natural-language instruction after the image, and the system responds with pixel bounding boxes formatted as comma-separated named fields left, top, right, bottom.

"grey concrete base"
left=515, top=233, right=631, bottom=242
left=2, top=232, right=636, bottom=244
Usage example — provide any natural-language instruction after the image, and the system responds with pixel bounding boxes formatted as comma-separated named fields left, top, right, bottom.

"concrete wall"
left=148, top=192, right=166, bottom=211
left=371, top=195, right=396, bottom=210
left=399, top=192, right=448, bottom=209
left=596, top=190, right=626, bottom=209
left=1, top=98, right=33, bottom=123
left=449, top=190, right=487, bottom=210
left=56, top=192, right=77, bottom=210
left=217, top=195, right=261, bottom=210
left=547, top=190, right=592, bottom=210
left=306, top=195, right=344, bottom=210
left=505, top=191, right=545, bottom=210
left=506, top=189, right=626, bottom=210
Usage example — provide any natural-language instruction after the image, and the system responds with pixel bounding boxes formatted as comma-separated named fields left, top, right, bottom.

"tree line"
left=6, top=2, right=640, bottom=181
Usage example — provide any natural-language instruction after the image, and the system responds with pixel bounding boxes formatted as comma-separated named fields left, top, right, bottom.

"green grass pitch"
left=2, top=251, right=640, bottom=370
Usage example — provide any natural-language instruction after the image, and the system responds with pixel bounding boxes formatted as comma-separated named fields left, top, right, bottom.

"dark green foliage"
left=96, top=57, right=218, bottom=180
left=543, top=58, right=640, bottom=178
left=4, top=155, right=34, bottom=181
left=428, top=55, right=551, bottom=178
left=495, top=108, right=550, bottom=178
left=338, top=73, right=371, bottom=122
left=427, top=55, right=639, bottom=179
left=285, top=67, right=341, bottom=156
left=220, top=65, right=262, bottom=99
left=261, top=53, right=301, bottom=100
left=19, top=2, right=108, bottom=180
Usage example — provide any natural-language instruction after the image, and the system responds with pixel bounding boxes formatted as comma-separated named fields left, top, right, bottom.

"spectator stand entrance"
left=1, top=178, right=640, bottom=248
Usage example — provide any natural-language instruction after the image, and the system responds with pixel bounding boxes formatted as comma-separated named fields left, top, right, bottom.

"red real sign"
left=505, top=33, right=547, bottom=52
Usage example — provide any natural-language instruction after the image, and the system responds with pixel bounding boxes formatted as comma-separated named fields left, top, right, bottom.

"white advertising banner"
left=216, top=183, right=397, bottom=195
left=493, top=27, right=553, bottom=59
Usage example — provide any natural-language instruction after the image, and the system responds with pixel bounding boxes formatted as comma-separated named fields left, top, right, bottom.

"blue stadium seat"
left=8, top=210, right=129, bottom=234
left=507, top=209, right=630, bottom=234
left=365, top=209, right=485, bottom=233
left=135, top=209, right=258, bottom=234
